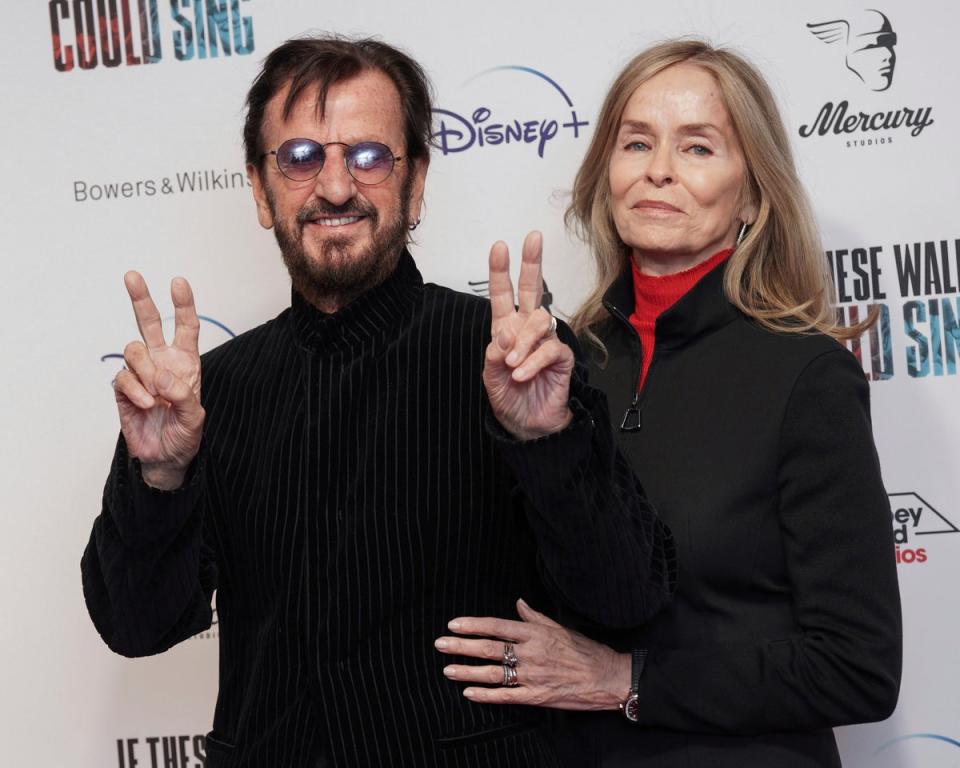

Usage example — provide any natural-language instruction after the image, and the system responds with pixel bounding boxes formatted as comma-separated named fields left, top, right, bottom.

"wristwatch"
left=619, top=649, right=647, bottom=722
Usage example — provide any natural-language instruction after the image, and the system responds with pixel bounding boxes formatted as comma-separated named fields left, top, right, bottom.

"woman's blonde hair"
left=567, top=39, right=871, bottom=345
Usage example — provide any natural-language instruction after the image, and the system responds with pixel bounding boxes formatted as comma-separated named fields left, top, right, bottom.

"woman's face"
left=608, top=62, right=755, bottom=275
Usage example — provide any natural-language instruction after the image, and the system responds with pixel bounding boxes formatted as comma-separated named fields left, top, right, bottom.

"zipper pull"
left=620, top=394, right=642, bottom=432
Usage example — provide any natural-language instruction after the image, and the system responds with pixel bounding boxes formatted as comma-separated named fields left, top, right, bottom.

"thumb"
left=517, top=597, right=561, bottom=627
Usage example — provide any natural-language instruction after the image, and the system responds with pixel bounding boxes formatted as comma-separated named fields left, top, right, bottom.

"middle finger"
left=434, top=635, right=514, bottom=661
left=516, top=231, right=543, bottom=315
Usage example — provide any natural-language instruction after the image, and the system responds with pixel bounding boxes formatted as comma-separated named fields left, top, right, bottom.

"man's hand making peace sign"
left=112, top=272, right=205, bottom=490
left=483, top=231, right=576, bottom=441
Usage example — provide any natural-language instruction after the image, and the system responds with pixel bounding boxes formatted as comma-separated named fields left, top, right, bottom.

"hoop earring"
left=735, top=221, right=749, bottom=247
left=408, top=217, right=421, bottom=231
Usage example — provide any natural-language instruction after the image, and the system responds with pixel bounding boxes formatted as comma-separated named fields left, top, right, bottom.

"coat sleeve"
left=629, top=349, right=902, bottom=733
left=489, top=323, right=677, bottom=630
left=80, top=434, right=217, bottom=657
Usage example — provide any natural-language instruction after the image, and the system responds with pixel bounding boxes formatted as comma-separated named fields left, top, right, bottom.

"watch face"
left=624, top=695, right=640, bottom=722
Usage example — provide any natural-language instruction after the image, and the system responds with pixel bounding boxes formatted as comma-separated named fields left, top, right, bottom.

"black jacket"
left=565, top=261, right=902, bottom=768
left=81, top=253, right=675, bottom=768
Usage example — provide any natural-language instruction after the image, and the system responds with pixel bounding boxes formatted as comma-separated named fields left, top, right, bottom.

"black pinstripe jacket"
left=82, top=252, right=675, bottom=768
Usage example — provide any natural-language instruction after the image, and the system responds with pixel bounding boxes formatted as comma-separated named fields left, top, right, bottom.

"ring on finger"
left=502, top=664, right=519, bottom=687
left=545, top=314, right=558, bottom=336
left=503, top=642, right=519, bottom=667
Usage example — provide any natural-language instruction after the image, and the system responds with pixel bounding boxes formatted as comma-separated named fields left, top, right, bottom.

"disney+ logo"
left=433, top=66, right=588, bottom=158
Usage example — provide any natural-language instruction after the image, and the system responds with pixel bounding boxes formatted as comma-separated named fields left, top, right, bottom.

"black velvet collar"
left=290, top=249, right=424, bottom=354
left=602, top=256, right=740, bottom=352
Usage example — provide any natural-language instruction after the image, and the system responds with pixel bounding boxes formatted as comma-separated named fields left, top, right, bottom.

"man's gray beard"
left=271, top=176, right=411, bottom=311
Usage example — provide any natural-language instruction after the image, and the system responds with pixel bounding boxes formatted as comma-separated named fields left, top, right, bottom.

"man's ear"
left=248, top=163, right=274, bottom=229
left=406, top=155, right=429, bottom=225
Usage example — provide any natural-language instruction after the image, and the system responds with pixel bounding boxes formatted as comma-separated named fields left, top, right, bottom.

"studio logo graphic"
left=807, top=9, right=897, bottom=91
left=798, top=10, right=934, bottom=146
left=433, top=66, right=589, bottom=158
left=889, top=491, right=959, bottom=564
left=49, top=0, right=255, bottom=72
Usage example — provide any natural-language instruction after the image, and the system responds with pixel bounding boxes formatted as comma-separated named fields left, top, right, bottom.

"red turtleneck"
left=629, top=248, right=733, bottom=392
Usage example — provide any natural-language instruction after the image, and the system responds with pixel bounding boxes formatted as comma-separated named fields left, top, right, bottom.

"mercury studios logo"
left=799, top=9, right=934, bottom=147
left=889, top=492, right=959, bottom=565
left=48, top=0, right=255, bottom=72
left=433, top=66, right=589, bottom=158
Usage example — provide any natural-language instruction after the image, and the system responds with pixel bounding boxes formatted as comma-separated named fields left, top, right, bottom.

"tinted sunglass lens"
left=347, top=142, right=395, bottom=184
left=277, top=140, right=324, bottom=180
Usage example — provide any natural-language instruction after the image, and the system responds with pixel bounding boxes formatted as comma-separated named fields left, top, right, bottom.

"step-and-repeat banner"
left=2, top=1, right=956, bottom=765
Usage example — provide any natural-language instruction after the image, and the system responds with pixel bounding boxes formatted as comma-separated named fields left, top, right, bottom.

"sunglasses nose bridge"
left=312, top=143, right=358, bottom=203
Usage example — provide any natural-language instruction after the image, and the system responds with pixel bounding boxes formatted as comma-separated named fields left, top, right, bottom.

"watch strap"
left=631, top=648, right=648, bottom=693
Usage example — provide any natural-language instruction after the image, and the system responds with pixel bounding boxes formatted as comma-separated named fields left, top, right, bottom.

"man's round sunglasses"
left=261, top=139, right=404, bottom=185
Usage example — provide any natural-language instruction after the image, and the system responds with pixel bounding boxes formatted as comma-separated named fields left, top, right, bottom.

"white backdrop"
left=2, top=1, right=957, bottom=765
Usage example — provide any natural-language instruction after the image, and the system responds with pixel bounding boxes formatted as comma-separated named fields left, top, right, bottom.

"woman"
left=435, top=40, right=902, bottom=767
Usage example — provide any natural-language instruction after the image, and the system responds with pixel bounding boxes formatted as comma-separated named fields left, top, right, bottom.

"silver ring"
left=503, top=642, right=519, bottom=667
left=546, top=314, right=558, bottom=336
left=502, top=664, right=519, bottom=687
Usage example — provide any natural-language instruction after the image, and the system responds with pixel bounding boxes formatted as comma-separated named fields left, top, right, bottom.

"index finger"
left=171, top=277, right=200, bottom=353
left=448, top=616, right=534, bottom=643
left=124, top=271, right=166, bottom=349
left=488, top=240, right=517, bottom=323
left=516, top=230, right=543, bottom=315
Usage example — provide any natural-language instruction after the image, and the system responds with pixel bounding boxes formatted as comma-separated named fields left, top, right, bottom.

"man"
left=82, top=36, right=674, bottom=767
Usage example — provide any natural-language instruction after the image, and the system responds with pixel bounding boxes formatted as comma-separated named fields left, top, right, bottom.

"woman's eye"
left=626, top=141, right=649, bottom=152
left=688, top=144, right=712, bottom=156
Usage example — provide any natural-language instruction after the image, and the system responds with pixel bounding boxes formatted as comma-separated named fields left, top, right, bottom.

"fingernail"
left=512, top=368, right=526, bottom=381
left=443, top=666, right=457, bottom=678
left=463, top=688, right=476, bottom=699
left=448, top=619, right=461, bottom=631
left=518, top=597, right=530, bottom=610
left=434, top=638, right=449, bottom=650
left=505, top=351, right=519, bottom=366
left=157, top=370, right=173, bottom=390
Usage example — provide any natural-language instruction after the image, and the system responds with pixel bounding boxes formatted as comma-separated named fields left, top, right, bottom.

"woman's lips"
left=633, top=200, right=682, bottom=213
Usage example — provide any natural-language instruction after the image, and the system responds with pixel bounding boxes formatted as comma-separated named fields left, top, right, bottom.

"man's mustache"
left=297, top=199, right=377, bottom=223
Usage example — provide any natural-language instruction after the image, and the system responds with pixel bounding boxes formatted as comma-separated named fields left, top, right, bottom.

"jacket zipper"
left=603, top=299, right=648, bottom=432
